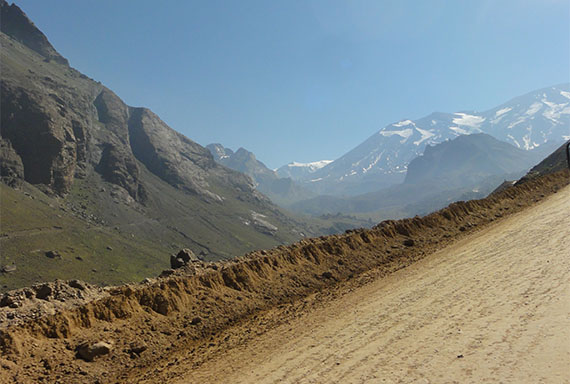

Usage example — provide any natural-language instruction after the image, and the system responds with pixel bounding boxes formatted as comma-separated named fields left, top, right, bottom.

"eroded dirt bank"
left=175, top=175, right=570, bottom=384
left=0, top=171, right=568, bottom=383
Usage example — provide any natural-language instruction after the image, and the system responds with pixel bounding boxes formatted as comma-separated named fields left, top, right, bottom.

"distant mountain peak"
left=0, top=0, right=69, bottom=65
left=276, top=160, right=333, bottom=180
left=300, top=83, right=570, bottom=196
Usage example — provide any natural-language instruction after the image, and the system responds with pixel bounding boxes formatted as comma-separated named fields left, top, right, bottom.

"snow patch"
left=379, top=128, right=414, bottom=143
left=392, top=119, right=414, bottom=127
left=525, top=102, right=543, bottom=116
left=362, top=151, right=385, bottom=173
left=541, top=99, right=570, bottom=122
left=507, top=134, right=521, bottom=148
left=495, top=107, right=512, bottom=117
left=286, top=160, right=333, bottom=171
left=448, top=126, right=469, bottom=135
left=413, top=127, right=435, bottom=146
left=560, top=90, right=570, bottom=100
left=452, top=113, right=485, bottom=129
left=521, top=134, right=538, bottom=150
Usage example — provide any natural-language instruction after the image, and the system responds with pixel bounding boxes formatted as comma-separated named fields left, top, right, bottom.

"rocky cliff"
left=0, top=1, right=311, bottom=287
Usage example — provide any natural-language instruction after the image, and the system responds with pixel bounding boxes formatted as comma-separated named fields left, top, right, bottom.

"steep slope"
left=206, top=144, right=315, bottom=206
left=291, top=134, right=540, bottom=217
left=304, top=84, right=569, bottom=196
left=0, top=1, right=311, bottom=289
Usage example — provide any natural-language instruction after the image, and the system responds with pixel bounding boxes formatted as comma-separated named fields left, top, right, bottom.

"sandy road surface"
left=175, top=186, right=570, bottom=384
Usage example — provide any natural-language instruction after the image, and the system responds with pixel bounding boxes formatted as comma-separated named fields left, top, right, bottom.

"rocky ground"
left=0, top=170, right=568, bottom=384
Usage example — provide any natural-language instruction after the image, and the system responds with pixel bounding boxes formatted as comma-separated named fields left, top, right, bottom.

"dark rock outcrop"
left=0, top=81, right=78, bottom=194
left=0, top=0, right=68, bottom=65
left=170, top=249, right=199, bottom=269
left=0, top=138, right=24, bottom=187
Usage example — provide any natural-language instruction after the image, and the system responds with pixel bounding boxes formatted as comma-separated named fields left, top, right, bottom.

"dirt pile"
left=0, top=170, right=568, bottom=383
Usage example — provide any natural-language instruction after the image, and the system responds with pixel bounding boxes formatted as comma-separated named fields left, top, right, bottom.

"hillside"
left=0, top=1, right=315, bottom=289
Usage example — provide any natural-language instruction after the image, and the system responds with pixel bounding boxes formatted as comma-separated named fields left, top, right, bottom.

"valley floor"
left=168, top=185, right=570, bottom=383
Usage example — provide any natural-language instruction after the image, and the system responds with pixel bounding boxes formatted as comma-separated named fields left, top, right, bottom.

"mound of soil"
left=0, top=170, right=568, bottom=384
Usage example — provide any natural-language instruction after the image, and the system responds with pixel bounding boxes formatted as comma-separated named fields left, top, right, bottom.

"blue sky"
left=14, top=0, right=570, bottom=168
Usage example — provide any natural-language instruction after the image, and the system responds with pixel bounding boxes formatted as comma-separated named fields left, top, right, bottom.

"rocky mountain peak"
left=0, top=0, right=68, bottom=65
left=206, top=143, right=234, bottom=161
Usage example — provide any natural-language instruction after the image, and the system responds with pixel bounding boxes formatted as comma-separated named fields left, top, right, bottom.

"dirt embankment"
left=0, top=170, right=568, bottom=384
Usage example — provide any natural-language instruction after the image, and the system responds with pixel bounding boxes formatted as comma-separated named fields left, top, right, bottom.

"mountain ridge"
left=0, top=1, right=315, bottom=289
left=290, top=133, right=542, bottom=218
left=296, top=84, right=569, bottom=196
left=206, top=143, right=316, bottom=207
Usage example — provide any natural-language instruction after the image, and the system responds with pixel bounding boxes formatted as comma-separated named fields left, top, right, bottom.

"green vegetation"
left=0, top=184, right=169, bottom=292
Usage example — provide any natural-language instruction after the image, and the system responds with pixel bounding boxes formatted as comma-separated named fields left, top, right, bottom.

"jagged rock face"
left=92, top=89, right=146, bottom=201
left=0, top=25, right=258, bottom=205
left=0, top=138, right=24, bottom=187
left=0, top=0, right=68, bottom=65
left=0, top=81, right=78, bottom=194
left=128, top=108, right=223, bottom=201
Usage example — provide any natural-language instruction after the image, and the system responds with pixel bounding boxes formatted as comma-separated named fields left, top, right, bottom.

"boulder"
left=34, top=284, right=52, bottom=300
left=76, top=341, right=113, bottom=362
left=403, top=239, right=415, bottom=247
left=170, top=248, right=199, bottom=269
left=45, top=250, right=61, bottom=259
left=0, top=264, right=16, bottom=273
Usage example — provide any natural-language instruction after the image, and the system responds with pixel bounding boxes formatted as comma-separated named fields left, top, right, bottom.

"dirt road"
left=175, top=186, right=570, bottom=384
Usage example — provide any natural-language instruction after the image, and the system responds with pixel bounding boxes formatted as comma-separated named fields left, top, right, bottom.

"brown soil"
left=0, top=170, right=568, bottom=384
left=176, top=177, right=570, bottom=384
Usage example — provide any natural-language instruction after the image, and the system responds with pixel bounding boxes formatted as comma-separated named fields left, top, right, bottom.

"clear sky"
left=13, top=0, right=570, bottom=169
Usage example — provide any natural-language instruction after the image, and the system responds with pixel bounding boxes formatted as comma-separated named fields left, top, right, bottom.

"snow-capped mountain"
left=276, top=160, right=333, bottom=180
left=304, top=84, right=570, bottom=196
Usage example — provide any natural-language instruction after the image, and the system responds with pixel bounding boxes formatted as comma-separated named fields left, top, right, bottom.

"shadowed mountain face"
left=0, top=1, right=314, bottom=288
left=206, top=144, right=315, bottom=207
left=298, top=84, right=569, bottom=196
left=404, top=134, right=542, bottom=186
